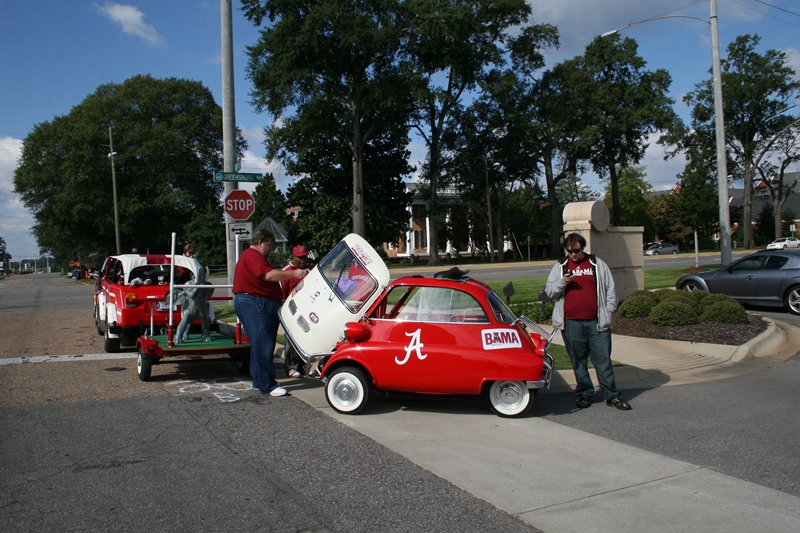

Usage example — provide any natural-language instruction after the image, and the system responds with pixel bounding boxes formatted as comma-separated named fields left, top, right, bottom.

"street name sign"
left=214, top=172, right=263, bottom=183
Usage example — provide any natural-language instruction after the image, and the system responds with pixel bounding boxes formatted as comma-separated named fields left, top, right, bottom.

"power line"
left=752, top=0, right=800, bottom=18
left=729, top=0, right=800, bottom=29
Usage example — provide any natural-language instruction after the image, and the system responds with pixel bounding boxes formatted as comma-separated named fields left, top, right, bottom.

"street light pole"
left=108, top=126, right=122, bottom=255
left=221, top=0, right=238, bottom=292
left=710, top=0, right=732, bottom=265
left=602, top=0, right=732, bottom=265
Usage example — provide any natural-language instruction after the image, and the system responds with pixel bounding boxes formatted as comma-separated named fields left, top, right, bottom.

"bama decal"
left=350, top=244, right=373, bottom=266
left=481, top=329, right=522, bottom=350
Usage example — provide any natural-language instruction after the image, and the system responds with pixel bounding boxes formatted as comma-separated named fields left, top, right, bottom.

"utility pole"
left=108, top=126, right=121, bottom=255
left=710, top=0, right=732, bottom=266
left=221, top=0, right=238, bottom=291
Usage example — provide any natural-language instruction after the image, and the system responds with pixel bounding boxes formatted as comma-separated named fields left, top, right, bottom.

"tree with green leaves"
left=647, top=193, right=679, bottom=244
left=602, top=165, right=652, bottom=229
left=251, top=173, right=290, bottom=229
left=184, top=202, right=227, bottom=266
left=0, top=236, right=11, bottom=273
left=13, top=75, right=232, bottom=263
left=755, top=120, right=800, bottom=239
left=403, top=0, right=537, bottom=265
left=674, top=149, right=719, bottom=256
left=578, top=35, right=677, bottom=226
left=446, top=71, right=540, bottom=263
left=242, top=0, right=413, bottom=239
left=283, top=121, right=413, bottom=254
left=510, top=54, right=594, bottom=257
left=682, top=34, right=800, bottom=248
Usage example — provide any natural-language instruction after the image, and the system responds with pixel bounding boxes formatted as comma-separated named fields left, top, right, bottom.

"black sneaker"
left=576, top=396, right=592, bottom=409
left=606, top=397, right=632, bottom=410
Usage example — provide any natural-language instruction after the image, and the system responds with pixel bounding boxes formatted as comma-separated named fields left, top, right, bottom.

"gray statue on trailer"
left=169, top=257, right=214, bottom=344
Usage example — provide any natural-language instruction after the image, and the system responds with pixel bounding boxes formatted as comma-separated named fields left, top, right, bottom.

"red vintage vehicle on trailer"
left=280, top=234, right=554, bottom=417
left=93, top=253, right=206, bottom=352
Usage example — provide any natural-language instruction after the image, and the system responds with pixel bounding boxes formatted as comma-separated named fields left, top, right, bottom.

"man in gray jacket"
left=544, top=233, right=631, bottom=410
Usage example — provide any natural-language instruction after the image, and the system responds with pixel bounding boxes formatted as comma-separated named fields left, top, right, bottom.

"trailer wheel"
left=137, top=351, right=152, bottom=381
left=235, top=352, right=251, bottom=376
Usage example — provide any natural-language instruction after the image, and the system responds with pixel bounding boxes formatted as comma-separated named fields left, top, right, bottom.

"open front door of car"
left=279, top=234, right=390, bottom=362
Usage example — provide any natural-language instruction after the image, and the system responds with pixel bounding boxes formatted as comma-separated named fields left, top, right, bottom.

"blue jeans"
left=234, top=293, right=281, bottom=394
left=562, top=319, right=621, bottom=400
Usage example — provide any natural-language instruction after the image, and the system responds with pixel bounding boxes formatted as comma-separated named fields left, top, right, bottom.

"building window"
left=415, top=230, right=427, bottom=249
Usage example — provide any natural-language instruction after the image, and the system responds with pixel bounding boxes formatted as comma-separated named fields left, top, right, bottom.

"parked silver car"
left=766, top=237, right=800, bottom=250
left=644, top=242, right=679, bottom=255
left=675, top=250, right=800, bottom=314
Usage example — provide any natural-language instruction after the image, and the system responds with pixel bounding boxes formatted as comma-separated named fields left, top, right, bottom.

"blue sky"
left=1, top=0, right=799, bottom=260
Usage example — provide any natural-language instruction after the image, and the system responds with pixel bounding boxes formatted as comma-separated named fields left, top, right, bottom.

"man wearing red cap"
left=281, top=245, right=309, bottom=300
left=281, top=244, right=310, bottom=378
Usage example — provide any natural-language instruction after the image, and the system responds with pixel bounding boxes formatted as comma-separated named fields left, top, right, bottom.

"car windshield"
left=647, top=244, right=659, bottom=250
left=317, top=240, right=378, bottom=313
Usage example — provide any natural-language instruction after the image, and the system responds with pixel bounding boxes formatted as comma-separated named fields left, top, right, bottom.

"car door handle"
left=745, top=275, right=756, bottom=280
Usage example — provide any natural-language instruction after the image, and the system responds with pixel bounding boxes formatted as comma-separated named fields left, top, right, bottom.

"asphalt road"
left=0, top=274, right=541, bottom=533
left=536, top=355, right=800, bottom=497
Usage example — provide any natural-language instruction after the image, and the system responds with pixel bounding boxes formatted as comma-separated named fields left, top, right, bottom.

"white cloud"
left=785, top=47, right=800, bottom=80
left=640, top=133, right=686, bottom=191
left=0, top=136, right=40, bottom=259
left=95, top=3, right=166, bottom=47
left=241, top=125, right=265, bottom=151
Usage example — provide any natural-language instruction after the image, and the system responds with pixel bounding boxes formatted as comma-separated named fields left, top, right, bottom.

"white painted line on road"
left=0, top=353, right=136, bottom=365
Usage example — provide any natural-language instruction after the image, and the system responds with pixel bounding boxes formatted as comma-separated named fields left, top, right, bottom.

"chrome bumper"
left=526, top=352, right=554, bottom=390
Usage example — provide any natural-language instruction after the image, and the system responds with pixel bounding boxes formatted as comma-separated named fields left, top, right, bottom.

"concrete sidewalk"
left=277, top=318, right=800, bottom=533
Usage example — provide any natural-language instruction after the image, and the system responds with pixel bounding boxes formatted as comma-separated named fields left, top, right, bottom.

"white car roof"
left=109, top=254, right=199, bottom=285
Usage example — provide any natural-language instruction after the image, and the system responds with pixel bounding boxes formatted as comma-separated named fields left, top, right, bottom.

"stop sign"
left=224, top=190, right=255, bottom=221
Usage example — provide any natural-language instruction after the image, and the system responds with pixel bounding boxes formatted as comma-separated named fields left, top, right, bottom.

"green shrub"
left=509, top=301, right=555, bottom=324
left=698, top=293, right=737, bottom=312
left=649, top=301, right=701, bottom=326
left=660, top=290, right=699, bottom=313
left=703, top=301, right=748, bottom=324
left=652, top=288, right=677, bottom=303
left=689, top=289, right=710, bottom=304
left=618, top=293, right=658, bottom=317
left=627, top=290, right=659, bottom=305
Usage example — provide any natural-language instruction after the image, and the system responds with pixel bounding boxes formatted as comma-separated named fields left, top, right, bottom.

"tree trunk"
left=351, top=103, right=366, bottom=237
left=609, top=161, right=620, bottom=226
left=495, top=207, right=504, bottom=263
left=426, top=150, right=442, bottom=266
left=483, top=147, right=495, bottom=263
left=742, top=159, right=754, bottom=248
left=543, top=155, right=562, bottom=258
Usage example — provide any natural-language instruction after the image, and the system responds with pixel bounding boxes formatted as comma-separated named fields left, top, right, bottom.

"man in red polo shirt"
left=544, top=233, right=631, bottom=410
left=234, top=229, right=307, bottom=396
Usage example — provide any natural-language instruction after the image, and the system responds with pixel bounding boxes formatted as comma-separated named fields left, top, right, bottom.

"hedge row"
left=618, top=289, right=748, bottom=326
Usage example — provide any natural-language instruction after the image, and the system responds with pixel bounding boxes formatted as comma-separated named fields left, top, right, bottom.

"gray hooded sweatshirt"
left=544, top=253, right=617, bottom=332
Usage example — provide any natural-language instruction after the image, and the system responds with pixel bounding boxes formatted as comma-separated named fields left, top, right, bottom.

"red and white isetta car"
left=279, top=234, right=554, bottom=417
